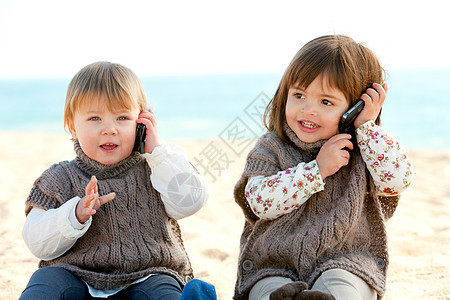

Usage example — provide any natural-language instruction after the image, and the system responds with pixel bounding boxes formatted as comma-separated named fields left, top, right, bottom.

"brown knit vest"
left=25, top=141, right=194, bottom=290
left=233, top=123, right=400, bottom=299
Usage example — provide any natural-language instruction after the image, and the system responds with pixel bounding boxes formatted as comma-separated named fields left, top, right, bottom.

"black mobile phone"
left=339, top=99, right=365, bottom=148
left=339, top=99, right=365, bottom=134
left=133, top=123, right=146, bottom=154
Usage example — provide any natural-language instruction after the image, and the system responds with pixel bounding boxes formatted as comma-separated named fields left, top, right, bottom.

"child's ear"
left=68, top=122, right=77, bottom=139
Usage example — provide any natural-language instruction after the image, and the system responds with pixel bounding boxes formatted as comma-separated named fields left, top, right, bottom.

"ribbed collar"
left=283, top=120, right=327, bottom=157
left=73, top=140, right=143, bottom=180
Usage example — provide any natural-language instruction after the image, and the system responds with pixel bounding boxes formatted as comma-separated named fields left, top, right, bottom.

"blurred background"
left=1, top=0, right=449, bottom=149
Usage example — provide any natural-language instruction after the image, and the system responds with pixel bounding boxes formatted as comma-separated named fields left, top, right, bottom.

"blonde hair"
left=265, top=35, right=385, bottom=142
left=64, top=61, right=147, bottom=130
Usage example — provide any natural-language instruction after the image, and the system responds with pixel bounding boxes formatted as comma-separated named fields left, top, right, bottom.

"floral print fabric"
left=245, top=121, right=415, bottom=220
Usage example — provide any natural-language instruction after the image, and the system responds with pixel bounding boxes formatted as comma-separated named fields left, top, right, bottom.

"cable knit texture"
left=25, top=141, right=194, bottom=290
left=233, top=122, right=400, bottom=299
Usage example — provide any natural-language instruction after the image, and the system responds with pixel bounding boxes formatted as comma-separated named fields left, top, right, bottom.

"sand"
left=0, top=132, right=449, bottom=299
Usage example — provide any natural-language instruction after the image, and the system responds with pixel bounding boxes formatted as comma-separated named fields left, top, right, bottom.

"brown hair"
left=264, top=35, right=385, bottom=142
left=64, top=61, right=147, bottom=130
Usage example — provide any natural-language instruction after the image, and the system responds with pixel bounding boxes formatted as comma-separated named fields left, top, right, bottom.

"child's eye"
left=89, top=116, right=101, bottom=121
left=294, top=93, right=305, bottom=99
left=118, top=116, right=129, bottom=121
left=321, top=99, right=333, bottom=106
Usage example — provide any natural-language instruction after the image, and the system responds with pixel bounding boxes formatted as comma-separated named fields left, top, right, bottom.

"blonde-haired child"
left=21, top=61, right=216, bottom=299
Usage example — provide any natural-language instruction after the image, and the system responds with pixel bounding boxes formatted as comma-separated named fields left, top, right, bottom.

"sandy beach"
left=0, top=132, right=449, bottom=299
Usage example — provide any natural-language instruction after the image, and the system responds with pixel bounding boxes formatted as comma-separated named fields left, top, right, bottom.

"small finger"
left=372, top=82, right=386, bottom=92
left=146, top=107, right=155, bottom=116
left=85, top=178, right=93, bottom=195
left=85, top=193, right=98, bottom=210
left=334, top=134, right=353, bottom=149
left=329, top=133, right=352, bottom=143
left=141, top=109, right=157, bottom=119
left=342, top=153, right=350, bottom=165
left=90, top=176, right=98, bottom=196
left=371, top=84, right=387, bottom=107
left=366, top=88, right=378, bottom=99
left=85, top=176, right=97, bottom=196
left=100, top=192, right=116, bottom=205
left=342, top=140, right=353, bottom=151
left=82, top=194, right=93, bottom=208
left=136, top=116, right=156, bottom=130
left=142, top=113, right=157, bottom=127
left=374, top=82, right=388, bottom=96
left=360, top=92, right=374, bottom=107
left=372, top=83, right=386, bottom=98
left=139, top=109, right=156, bottom=118
left=89, top=198, right=96, bottom=210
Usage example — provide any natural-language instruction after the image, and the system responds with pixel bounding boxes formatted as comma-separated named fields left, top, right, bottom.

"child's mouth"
left=100, top=144, right=118, bottom=151
left=300, top=121, right=319, bottom=129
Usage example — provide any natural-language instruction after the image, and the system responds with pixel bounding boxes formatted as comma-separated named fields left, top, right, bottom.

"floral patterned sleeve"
left=245, top=161, right=324, bottom=220
left=356, top=120, right=415, bottom=196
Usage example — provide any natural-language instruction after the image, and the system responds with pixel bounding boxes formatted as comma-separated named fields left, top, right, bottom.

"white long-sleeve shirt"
left=22, top=143, right=208, bottom=297
left=245, top=121, right=415, bottom=220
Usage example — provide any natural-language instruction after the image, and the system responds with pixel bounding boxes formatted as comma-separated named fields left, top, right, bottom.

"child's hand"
left=76, top=176, right=115, bottom=224
left=354, top=82, right=388, bottom=129
left=137, top=108, right=161, bottom=154
left=316, top=134, right=353, bottom=180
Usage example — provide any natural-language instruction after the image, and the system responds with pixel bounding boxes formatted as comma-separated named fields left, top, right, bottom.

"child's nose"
left=102, top=122, right=118, bottom=135
left=301, top=102, right=318, bottom=116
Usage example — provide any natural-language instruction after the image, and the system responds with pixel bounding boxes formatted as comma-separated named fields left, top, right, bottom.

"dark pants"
left=20, top=267, right=183, bottom=300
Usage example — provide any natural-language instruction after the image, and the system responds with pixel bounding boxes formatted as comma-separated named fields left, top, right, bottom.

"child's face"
left=68, top=98, right=140, bottom=165
left=285, top=74, right=349, bottom=143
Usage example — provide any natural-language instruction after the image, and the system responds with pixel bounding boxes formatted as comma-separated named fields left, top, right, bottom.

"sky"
left=0, top=0, right=449, bottom=79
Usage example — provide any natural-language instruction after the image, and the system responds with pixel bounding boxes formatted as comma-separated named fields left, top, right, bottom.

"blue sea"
left=1, top=69, right=449, bottom=150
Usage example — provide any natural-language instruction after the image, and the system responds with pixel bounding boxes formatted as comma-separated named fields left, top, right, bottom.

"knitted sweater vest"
left=25, top=141, right=194, bottom=290
left=233, top=123, right=400, bottom=299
